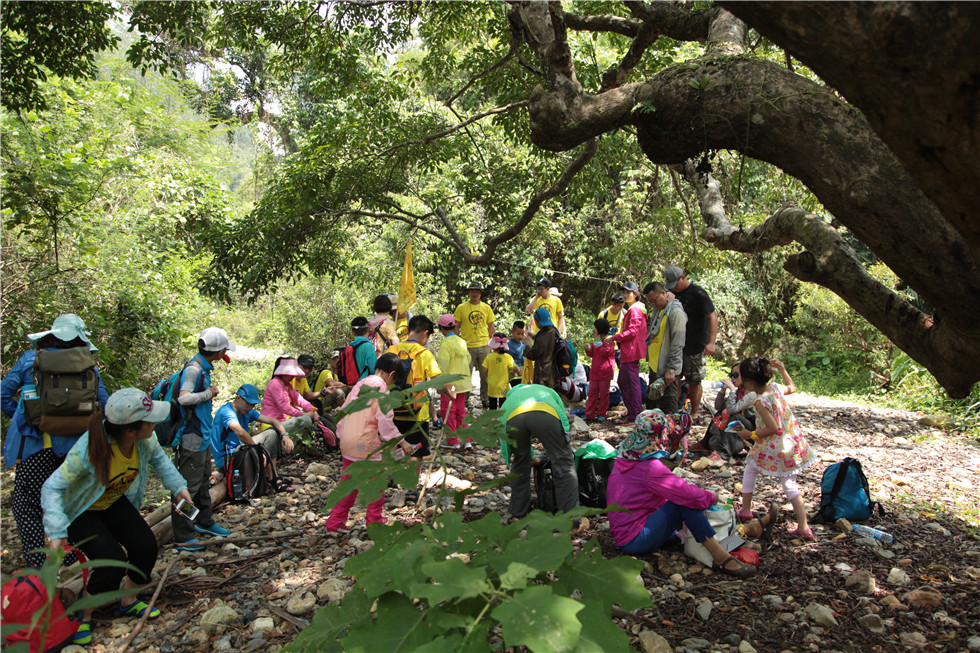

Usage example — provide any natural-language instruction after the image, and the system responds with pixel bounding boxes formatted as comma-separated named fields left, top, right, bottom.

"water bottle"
left=231, top=469, right=243, bottom=500
left=22, top=384, right=38, bottom=400
left=852, top=524, right=893, bottom=543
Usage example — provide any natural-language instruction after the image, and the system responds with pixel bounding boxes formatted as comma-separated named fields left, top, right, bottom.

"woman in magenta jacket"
left=607, top=410, right=773, bottom=578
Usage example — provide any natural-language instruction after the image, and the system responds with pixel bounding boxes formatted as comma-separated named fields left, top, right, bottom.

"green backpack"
left=23, top=347, right=99, bottom=435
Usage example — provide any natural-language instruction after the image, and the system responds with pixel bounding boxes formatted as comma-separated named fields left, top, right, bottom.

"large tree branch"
left=683, top=162, right=980, bottom=397
left=720, top=1, right=980, bottom=261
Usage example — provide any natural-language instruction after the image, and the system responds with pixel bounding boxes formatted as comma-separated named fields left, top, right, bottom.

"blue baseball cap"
left=534, top=307, right=553, bottom=327
left=236, top=384, right=261, bottom=404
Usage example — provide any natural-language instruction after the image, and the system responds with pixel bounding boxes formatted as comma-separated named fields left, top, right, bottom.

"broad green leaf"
left=498, top=560, right=538, bottom=590
left=572, top=598, right=632, bottom=652
left=410, top=558, right=490, bottom=604
left=491, top=585, right=584, bottom=653
left=554, top=540, right=648, bottom=611
left=343, top=591, right=440, bottom=652
left=491, top=529, right=572, bottom=578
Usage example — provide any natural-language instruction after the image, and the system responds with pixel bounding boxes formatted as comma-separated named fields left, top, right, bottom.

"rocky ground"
left=2, top=392, right=979, bottom=652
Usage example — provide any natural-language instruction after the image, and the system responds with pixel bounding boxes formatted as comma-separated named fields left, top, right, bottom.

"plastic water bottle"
left=231, top=469, right=243, bottom=500
left=852, top=524, right=893, bottom=543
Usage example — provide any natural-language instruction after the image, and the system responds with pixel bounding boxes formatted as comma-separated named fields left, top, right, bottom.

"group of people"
left=1, top=265, right=820, bottom=643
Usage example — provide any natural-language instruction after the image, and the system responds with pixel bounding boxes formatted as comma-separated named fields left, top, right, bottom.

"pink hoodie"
left=606, top=457, right=717, bottom=546
left=612, top=302, right=648, bottom=363
left=261, top=376, right=314, bottom=421
left=338, top=375, right=402, bottom=462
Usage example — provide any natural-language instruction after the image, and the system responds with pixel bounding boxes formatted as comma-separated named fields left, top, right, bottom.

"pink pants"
left=440, top=393, right=470, bottom=445
left=585, top=378, right=611, bottom=419
left=741, top=460, right=801, bottom=501
left=325, top=458, right=385, bottom=531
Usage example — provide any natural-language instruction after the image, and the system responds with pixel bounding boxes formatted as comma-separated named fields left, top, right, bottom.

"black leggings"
left=67, top=496, right=158, bottom=596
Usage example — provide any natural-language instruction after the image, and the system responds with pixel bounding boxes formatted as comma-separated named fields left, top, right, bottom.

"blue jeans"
left=620, top=501, right=716, bottom=556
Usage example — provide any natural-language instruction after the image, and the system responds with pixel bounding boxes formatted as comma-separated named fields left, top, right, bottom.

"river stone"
left=680, top=637, right=711, bottom=650
left=286, top=591, right=317, bottom=615
left=900, top=632, right=927, bottom=647
left=844, top=570, right=877, bottom=594
left=966, top=635, right=980, bottom=651
left=638, top=630, right=672, bottom=653
left=201, top=605, right=240, bottom=626
left=886, top=567, right=910, bottom=585
left=738, top=641, right=758, bottom=653
left=305, top=462, right=332, bottom=477
left=805, top=602, right=838, bottom=629
left=901, top=586, right=942, bottom=608
left=858, top=613, right=885, bottom=633
left=250, top=617, right=275, bottom=633
left=316, top=578, right=348, bottom=602
left=695, top=599, right=712, bottom=621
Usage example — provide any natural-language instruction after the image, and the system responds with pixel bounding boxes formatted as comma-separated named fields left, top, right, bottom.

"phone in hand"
left=175, top=498, right=200, bottom=522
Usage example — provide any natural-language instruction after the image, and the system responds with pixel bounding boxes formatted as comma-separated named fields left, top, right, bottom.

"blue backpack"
left=150, top=364, right=203, bottom=447
left=814, top=458, right=884, bottom=522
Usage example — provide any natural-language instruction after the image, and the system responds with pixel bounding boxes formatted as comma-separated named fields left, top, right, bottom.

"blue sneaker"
left=195, top=523, right=231, bottom=537
left=176, top=539, right=206, bottom=552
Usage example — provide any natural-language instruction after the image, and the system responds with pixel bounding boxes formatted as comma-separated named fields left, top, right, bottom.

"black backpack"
left=533, top=454, right=560, bottom=514
left=225, top=444, right=272, bottom=502
left=813, top=457, right=884, bottom=523
left=553, top=336, right=575, bottom=379
left=578, top=458, right=614, bottom=508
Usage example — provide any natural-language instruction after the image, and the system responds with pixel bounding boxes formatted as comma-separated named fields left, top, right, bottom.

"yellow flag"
left=398, top=240, right=417, bottom=313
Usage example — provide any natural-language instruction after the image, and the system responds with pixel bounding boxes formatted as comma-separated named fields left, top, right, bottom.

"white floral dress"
left=747, top=384, right=817, bottom=477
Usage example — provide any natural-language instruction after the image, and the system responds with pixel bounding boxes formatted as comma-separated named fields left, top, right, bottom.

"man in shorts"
left=211, top=384, right=292, bottom=486
left=664, top=266, right=718, bottom=423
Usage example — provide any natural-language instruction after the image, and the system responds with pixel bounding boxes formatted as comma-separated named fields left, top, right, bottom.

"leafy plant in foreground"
left=285, top=382, right=649, bottom=652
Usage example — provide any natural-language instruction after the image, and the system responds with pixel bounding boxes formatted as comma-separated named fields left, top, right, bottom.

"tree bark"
left=514, top=1, right=980, bottom=397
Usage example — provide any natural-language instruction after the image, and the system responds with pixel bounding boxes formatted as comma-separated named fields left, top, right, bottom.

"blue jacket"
left=351, top=336, right=377, bottom=380
left=1, top=349, right=109, bottom=469
left=41, top=429, right=188, bottom=539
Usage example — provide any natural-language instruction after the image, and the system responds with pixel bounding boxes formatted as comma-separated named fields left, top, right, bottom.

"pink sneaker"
left=736, top=509, right=754, bottom=520
left=790, top=527, right=815, bottom=541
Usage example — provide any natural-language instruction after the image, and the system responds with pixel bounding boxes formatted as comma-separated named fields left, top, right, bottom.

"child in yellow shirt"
left=483, top=336, right=519, bottom=409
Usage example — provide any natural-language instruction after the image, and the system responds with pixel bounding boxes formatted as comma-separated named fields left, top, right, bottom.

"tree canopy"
left=2, top=1, right=978, bottom=397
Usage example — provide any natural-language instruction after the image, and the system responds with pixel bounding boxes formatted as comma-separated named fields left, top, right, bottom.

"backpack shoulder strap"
left=818, top=458, right=852, bottom=520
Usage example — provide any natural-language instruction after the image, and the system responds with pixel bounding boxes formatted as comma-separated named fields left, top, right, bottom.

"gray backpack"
left=23, top=347, right=98, bottom=435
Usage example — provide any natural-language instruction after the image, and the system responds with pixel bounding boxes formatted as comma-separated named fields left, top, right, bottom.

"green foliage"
left=284, top=388, right=648, bottom=652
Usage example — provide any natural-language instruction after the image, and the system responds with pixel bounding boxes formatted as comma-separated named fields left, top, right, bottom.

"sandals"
left=274, top=478, right=293, bottom=493
left=74, top=621, right=92, bottom=644
left=712, top=555, right=757, bottom=579
left=119, top=599, right=161, bottom=620
left=761, top=503, right=779, bottom=541
left=790, top=527, right=815, bottom=541
left=736, top=509, right=754, bottom=521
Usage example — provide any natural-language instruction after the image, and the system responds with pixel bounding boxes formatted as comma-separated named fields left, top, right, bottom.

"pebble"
left=316, top=578, right=348, bottom=602
left=875, top=549, right=896, bottom=559
left=695, top=599, right=712, bottom=621
left=901, top=586, right=942, bottom=609
left=250, top=616, right=274, bottom=632
left=680, top=637, right=711, bottom=650
left=723, top=634, right=741, bottom=646
left=886, top=567, right=910, bottom=585
left=857, top=613, right=884, bottom=633
left=899, top=632, right=927, bottom=647
left=200, top=604, right=240, bottom=626
left=966, top=635, right=980, bottom=651
left=844, top=570, right=876, bottom=594
left=738, top=641, right=758, bottom=653
left=805, top=602, right=838, bottom=629
left=213, top=637, right=233, bottom=651
left=286, top=591, right=317, bottom=615
left=638, top=630, right=672, bottom=653
left=923, top=522, right=951, bottom=536
left=762, top=595, right=783, bottom=607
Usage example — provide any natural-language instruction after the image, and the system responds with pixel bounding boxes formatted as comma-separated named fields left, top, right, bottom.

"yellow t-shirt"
left=531, top=296, right=563, bottom=334
left=598, top=306, right=625, bottom=335
left=90, top=442, right=140, bottom=511
left=453, top=301, right=495, bottom=349
left=313, top=368, right=334, bottom=394
left=482, top=352, right=515, bottom=398
left=291, top=377, right=312, bottom=402
left=388, top=341, right=441, bottom=422
left=508, top=400, right=560, bottom=422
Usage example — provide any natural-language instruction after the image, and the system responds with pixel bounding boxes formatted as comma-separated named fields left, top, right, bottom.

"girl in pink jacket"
left=325, top=353, right=411, bottom=532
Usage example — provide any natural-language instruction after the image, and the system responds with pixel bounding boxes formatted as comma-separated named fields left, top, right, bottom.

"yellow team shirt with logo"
left=647, top=310, right=668, bottom=368
left=598, top=307, right=625, bottom=335
left=90, top=442, right=140, bottom=510
left=482, top=352, right=515, bottom=398
left=530, top=296, right=563, bottom=334
left=453, top=301, right=495, bottom=349
left=388, top=341, right=441, bottom=422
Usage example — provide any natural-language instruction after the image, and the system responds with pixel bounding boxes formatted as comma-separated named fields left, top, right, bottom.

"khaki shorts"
left=682, top=353, right=707, bottom=385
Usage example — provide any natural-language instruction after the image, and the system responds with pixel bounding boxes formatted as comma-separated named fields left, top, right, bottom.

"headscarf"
left=616, top=409, right=693, bottom=460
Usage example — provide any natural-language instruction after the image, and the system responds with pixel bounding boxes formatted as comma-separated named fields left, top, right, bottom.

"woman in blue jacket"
left=0, top=314, right=109, bottom=568
left=42, top=388, right=191, bottom=645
